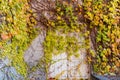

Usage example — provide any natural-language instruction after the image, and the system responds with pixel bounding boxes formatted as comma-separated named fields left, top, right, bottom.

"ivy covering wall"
left=0, top=0, right=37, bottom=78
left=84, top=0, right=120, bottom=75
left=41, top=0, right=120, bottom=76
left=0, top=0, right=120, bottom=79
left=44, top=2, right=87, bottom=64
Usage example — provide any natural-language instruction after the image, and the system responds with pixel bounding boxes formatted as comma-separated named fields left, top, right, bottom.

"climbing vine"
left=0, top=0, right=119, bottom=79
left=0, top=0, right=37, bottom=78
left=42, top=0, right=120, bottom=76
left=43, top=1, right=89, bottom=78
left=84, top=0, right=120, bottom=75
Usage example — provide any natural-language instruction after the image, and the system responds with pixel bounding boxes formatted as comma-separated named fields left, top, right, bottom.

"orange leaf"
left=0, top=46, right=3, bottom=49
left=1, top=33, right=10, bottom=40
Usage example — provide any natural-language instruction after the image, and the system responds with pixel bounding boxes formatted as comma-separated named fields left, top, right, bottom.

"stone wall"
left=24, top=31, right=90, bottom=79
left=24, top=0, right=90, bottom=80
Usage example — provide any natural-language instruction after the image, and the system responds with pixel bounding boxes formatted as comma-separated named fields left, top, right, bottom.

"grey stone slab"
left=0, top=58, right=24, bottom=80
left=29, top=68, right=46, bottom=80
left=24, top=31, right=46, bottom=67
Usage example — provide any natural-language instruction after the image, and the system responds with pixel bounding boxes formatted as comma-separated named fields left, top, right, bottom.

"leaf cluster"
left=0, top=0, right=38, bottom=78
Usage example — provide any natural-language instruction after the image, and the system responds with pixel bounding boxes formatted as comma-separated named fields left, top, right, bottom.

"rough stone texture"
left=48, top=33, right=89, bottom=79
left=28, top=68, right=46, bottom=80
left=24, top=30, right=46, bottom=67
left=0, top=58, right=24, bottom=80
left=24, top=30, right=47, bottom=80
left=24, top=31, right=90, bottom=80
left=24, top=31, right=89, bottom=80
left=24, top=0, right=89, bottom=80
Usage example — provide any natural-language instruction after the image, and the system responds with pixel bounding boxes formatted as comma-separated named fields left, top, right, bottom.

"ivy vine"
left=84, top=0, right=120, bottom=75
left=0, top=0, right=38, bottom=78
left=0, top=0, right=120, bottom=79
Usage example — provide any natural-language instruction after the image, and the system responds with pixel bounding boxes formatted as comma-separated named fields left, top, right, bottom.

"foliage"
left=43, top=1, right=88, bottom=73
left=43, top=0, right=120, bottom=76
left=84, top=0, right=120, bottom=75
left=0, top=0, right=37, bottom=78
left=0, top=0, right=119, bottom=79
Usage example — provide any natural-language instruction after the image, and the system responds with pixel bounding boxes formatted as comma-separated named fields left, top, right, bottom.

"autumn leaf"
left=57, top=16, right=61, bottom=20
left=0, top=46, right=3, bottom=49
left=1, top=33, right=10, bottom=40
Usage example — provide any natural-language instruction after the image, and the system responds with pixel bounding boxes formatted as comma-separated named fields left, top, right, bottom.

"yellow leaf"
left=57, top=16, right=61, bottom=20
left=57, top=8, right=61, bottom=12
left=106, top=65, right=111, bottom=71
